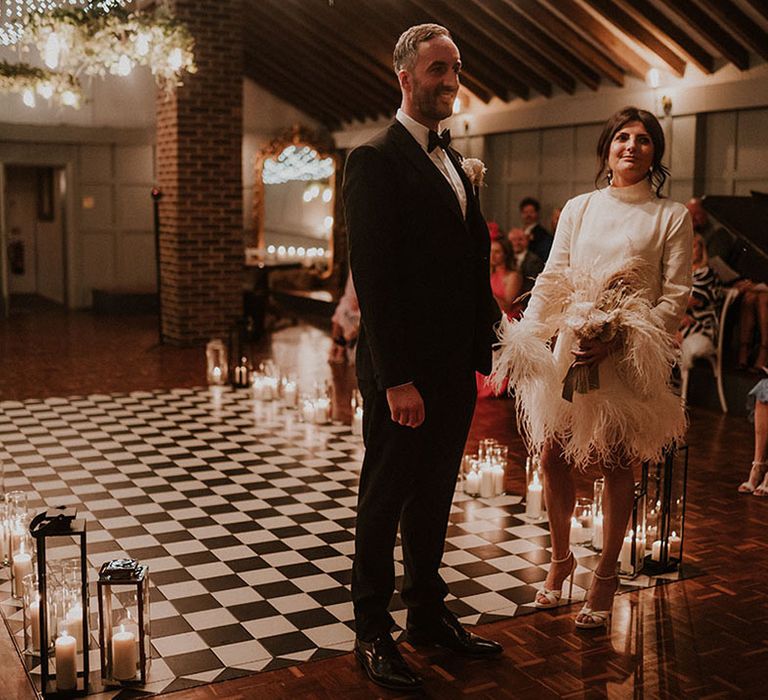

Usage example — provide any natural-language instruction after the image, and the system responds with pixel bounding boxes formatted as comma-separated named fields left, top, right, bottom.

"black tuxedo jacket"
left=518, top=250, right=545, bottom=296
left=343, top=120, right=500, bottom=390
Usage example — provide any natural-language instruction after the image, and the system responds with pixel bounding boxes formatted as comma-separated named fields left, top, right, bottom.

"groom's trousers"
left=352, top=369, right=477, bottom=642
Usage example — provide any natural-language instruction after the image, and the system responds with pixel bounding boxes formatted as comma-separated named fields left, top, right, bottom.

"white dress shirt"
left=396, top=108, right=467, bottom=218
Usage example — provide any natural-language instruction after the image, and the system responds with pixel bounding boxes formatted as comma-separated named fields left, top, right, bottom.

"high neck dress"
left=494, top=180, right=693, bottom=469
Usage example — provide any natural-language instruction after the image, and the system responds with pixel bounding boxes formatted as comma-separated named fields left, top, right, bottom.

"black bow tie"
left=427, top=129, right=451, bottom=153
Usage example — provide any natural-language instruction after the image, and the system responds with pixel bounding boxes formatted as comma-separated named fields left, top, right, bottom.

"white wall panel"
left=117, top=185, right=153, bottom=230
left=79, top=185, right=113, bottom=231
left=115, top=145, right=154, bottom=183
left=79, top=146, right=113, bottom=182
left=117, top=233, right=156, bottom=288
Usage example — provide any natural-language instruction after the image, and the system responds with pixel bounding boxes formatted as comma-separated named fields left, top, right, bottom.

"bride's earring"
left=606, top=169, right=613, bottom=184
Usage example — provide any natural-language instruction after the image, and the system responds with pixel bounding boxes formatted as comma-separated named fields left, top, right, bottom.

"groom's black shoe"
left=407, top=613, right=503, bottom=657
left=354, top=634, right=423, bottom=691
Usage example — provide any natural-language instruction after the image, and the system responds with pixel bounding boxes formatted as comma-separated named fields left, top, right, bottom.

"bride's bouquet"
left=560, top=266, right=638, bottom=401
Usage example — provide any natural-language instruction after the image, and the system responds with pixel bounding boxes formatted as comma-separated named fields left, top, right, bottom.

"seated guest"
left=507, top=226, right=544, bottom=315
left=686, top=197, right=768, bottom=371
left=487, top=220, right=501, bottom=241
left=489, top=237, right=522, bottom=318
left=686, top=197, right=737, bottom=264
left=739, top=376, right=768, bottom=495
left=676, top=233, right=723, bottom=370
left=329, top=272, right=360, bottom=364
left=738, top=285, right=768, bottom=371
left=519, top=196, right=553, bottom=262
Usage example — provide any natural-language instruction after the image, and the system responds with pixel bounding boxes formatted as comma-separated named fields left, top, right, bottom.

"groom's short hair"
left=393, top=24, right=451, bottom=74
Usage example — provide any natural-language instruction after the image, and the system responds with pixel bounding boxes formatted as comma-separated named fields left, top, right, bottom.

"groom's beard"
left=413, top=79, right=456, bottom=122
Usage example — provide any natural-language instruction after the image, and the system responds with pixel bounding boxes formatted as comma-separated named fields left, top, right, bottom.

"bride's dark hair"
left=595, top=106, right=669, bottom=197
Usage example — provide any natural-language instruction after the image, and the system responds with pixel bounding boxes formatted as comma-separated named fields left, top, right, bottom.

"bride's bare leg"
left=578, top=461, right=635, bottom=618
left=540, top=441, right=575, bottom=591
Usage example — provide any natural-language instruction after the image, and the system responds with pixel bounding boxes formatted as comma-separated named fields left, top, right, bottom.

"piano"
left=702, top=191, right=768, bottom=283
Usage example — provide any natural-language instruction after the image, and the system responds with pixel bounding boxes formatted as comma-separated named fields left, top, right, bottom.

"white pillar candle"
left=283, top=381, right=297, bottom=407
left=669, top=532, right=682, bottom=559
left=619, top=530, right=635, bottom=572
left=525, top=473, right=543, bottom=519
left=10, top=523, right=24, bottom=557
left=12, top=550, right=33, bottom=598
left=302, top=400, right=315, bottom=424
left=29, top=598, right=40, bottom=652
left=651, top=539, right=663, bottom=561
left=55, top=632, right=77, bottom=691
left=491, top=465, right=505, bottom=496
left=352, top=406, right=363, bottom=436
left=211, top=366, right=222, bottom=384
left=592, top=513, right=604, bottom=550
left=112, top=625, right=137, bottom=681
left=0, top=521, right=6, bottom=561
left=66, top=604, right=83, bottom=652
left=479, top=464, right=494, bottom=498
left=465, top=469, right=480, bottom=496
left=568, top=516, right=586, bottom=544
left=314, top=398, right=330, bottom=424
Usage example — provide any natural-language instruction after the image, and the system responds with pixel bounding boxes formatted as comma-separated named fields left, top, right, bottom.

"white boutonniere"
left=461, top=157, right=486, bottom=188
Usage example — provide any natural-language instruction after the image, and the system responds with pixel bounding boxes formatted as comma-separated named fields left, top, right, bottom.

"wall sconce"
left=646, top=68, right=672, bottom=117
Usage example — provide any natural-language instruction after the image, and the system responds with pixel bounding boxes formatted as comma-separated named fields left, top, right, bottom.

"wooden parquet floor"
left=1, top=299, right=766, bottom=699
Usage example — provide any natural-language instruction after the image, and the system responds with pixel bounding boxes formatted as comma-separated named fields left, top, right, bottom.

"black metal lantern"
left=644, top=445, right=688, bottom=575
left=30, top=507, right=90, bottom=696
left=97, top=559, right=151, bottom=686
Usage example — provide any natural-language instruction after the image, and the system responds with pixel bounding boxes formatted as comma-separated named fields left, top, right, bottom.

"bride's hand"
left=572, top=337, right=615, bottom=367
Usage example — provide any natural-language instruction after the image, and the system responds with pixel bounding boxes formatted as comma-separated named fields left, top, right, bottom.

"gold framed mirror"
left=253, top=125, right=337, bottom=279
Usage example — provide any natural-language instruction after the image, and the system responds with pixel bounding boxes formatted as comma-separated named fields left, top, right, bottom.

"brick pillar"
left=156, top=0, right=243, bottom=345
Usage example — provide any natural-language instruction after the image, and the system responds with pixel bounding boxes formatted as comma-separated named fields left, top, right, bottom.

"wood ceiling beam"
left=254, top=0, right=401, bottom=113
left=694, top=0, right=768, bottom=63
left=472, top=0, right=600, bottom=91
left=244, top=6, right=383, bottom=121
left=409, top=0, right=553, bottom=97
left=582, top=0, right=686, bottom=76
left=243, top=57, right=341, bottom=128
left=622, top=0, right=714, bottom=74
left=243, top=46, right=356, bottom=125
left=661, top=0, right=750, bottom=70
left=741, top=0, right=768, bottom=23
left=507, top=0, right=625, bottom=86
left=535, top=0, right=652, bottom=80
left=356, top=0, right=510, bottom=102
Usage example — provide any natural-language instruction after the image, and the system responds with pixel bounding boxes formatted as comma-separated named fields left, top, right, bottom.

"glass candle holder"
left=490, top=444, right=508, bottom=496
left=281, top=375, right=298, bottom=408
left=22, top=573, right=41, bottom=655
left=205, top=339, right=228, bottom=385
left=570, top=497, right=594, bottom=544
left=524, top=457, right=544, bottom=520
left=11, top=531, right=34, bottom=599
left=462, top=455, right=480, bottom=496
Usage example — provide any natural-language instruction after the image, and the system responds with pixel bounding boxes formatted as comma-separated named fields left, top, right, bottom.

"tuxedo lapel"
left=389, top=121, right=465, bottom=225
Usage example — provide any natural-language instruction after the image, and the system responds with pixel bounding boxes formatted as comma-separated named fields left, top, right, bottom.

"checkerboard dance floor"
left=0, top=387, right=687, bottom=697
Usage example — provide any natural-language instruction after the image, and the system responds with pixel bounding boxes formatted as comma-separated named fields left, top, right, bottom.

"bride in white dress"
left=493, top=106, right=692, bottom=628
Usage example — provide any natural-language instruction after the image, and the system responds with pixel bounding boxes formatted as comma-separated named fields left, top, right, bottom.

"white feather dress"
left=493, top=180, right=693, bottom=470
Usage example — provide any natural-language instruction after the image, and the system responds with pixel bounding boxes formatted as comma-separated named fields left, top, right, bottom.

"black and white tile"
left=0, top=387, right=689, bottom=697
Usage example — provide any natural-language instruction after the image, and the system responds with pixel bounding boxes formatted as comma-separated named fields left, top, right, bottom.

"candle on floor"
left=619, top=530, right=635, bottom=572
left=592, top=513, right=604, bottom=550
left=491, top=464, right=505, bottom=496
left=112, top=624, right=137, bottom=681
left=669, top=531, right=681, bottom=559
left=525, top=472, right=543, bottom=519
left=314, top=397, right=330, bottom=424
left=352, top=406, right=363, bottom=436
left=302, top=399, right=315, bottom=424
left=568, top=516, right=586, bottom=544
left=29, top=597, right=40, bottom=651
left=12, top=547, right=33, bottom=598
left=283, top=380, right=297, bottom=407
left=479, top=462, right=494, bottom=498
left=465, top=468, right=480, bottom=496
left=55, top=632, right=77, bottom=691
left=66, top=603, right=83, bottom=652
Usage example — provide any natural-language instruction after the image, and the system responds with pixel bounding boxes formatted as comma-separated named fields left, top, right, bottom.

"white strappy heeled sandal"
left=575, top=570, right=618, bottom=630
left=739, top=461, right=767, bottom=494
left=535, top=551, right=576, bottom=609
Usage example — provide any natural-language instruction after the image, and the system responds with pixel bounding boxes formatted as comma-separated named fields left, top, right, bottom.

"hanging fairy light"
left=0, top=0, right=196, bottom=109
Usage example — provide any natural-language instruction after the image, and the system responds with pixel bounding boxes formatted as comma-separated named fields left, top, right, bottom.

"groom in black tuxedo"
left=343, top=23, right=503, bottom=691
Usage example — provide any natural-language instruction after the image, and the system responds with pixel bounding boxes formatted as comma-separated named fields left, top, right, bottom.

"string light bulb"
left=22, top=87, right=35, bottom=107
left=44, top=31, right=60, bottom=69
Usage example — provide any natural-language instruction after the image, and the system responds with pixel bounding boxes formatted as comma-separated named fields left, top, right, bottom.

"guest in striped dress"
left=677, top=233, right=723, bottom=370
